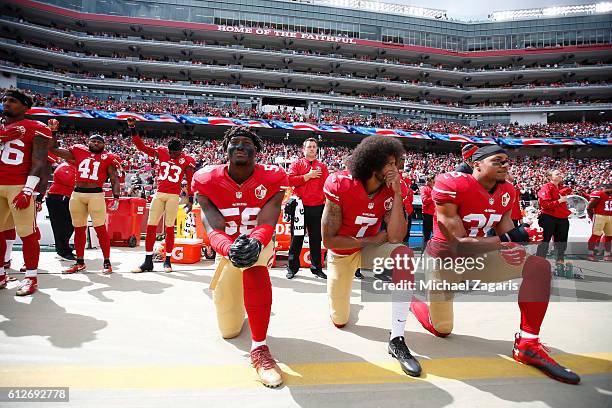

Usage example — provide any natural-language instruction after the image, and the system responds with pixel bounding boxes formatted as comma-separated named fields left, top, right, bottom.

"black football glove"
left=228, top=234, right=262, bottom=268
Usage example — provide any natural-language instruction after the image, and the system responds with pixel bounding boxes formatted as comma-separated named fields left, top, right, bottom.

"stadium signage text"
left=217, top=25, right=357, bottom=44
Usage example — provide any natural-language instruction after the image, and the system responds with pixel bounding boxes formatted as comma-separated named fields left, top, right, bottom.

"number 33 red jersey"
left=191, top=164, right=288, bottom=240
left=69, top=145, right=117, bottom=187
left=431, top=171, right=516, bottom=242
left=154, top=147, right=196, bottom=195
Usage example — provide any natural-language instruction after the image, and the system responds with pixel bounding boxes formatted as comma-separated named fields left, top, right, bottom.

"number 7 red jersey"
left=431, top=171, right=516, bottom=243
left=323, top=170, right=397, bottom=255
left=191, top=163, right=288, bottom=240
left=69, top=145, right=117, bottom=187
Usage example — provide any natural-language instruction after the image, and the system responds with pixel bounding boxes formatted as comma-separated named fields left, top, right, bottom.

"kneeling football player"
left=192, top=127, right=287, bottom=388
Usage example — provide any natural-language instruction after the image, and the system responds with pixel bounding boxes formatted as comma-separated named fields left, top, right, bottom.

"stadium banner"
left=497, top=138, right=586, bottom=146
left=177, top=116, right=237, bottom=126
left=90, top=111, right=149, bottom=121
left=25, top=107, right=93, bottom=118
left=216, top=25, right=358, bottom=45
left=232, top=119, right=272, bottom=128
left=428, top=133, right=495, bottom=144
left=143, top=113, right=180, bottom=123
left=269, top=121, right=325, bottom=132
left=347, top=126, right=431, bottom=139
left=582, top=138, right=612, bottom=145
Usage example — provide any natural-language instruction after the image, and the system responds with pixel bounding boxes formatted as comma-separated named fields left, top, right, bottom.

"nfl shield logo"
left=101, top=154, right=107, bottom=160
left=368, top=202, right=374, bottom=209
left=384, top=197, right=393, bottom=211
left=501, top=192, right=511, bottom=207
left=489, top=197, right=494, bottom=205
left=179, top=158, right=185, bottom=164
left=236, top=192, right=242, bottom=199
left=255, top=184, right=267, bottom=200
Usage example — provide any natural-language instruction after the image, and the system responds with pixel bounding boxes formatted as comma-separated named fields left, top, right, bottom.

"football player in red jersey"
left=0, top=89, right=51, bottom=296
left=49, top=134, right=121, bottom=275
left=587, top=183, right=612, bottom=261
left=127, top=118, right=196, bottom=273
left=322, top=136, right=422, bottom=377
left=410, top=145, right=581, bottom=384
left=192, top=126, right=287, bottom=388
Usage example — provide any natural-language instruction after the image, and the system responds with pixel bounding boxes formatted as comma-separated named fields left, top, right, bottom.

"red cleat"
left=512, top=333, right=581, bottom=384
left=15, top=277, right=37, bottom=296
left=331, top=316, right=346, bottom=329
left=410, top=296, right=450, bottom=338
left=0, top=274, right=7, bottom=289
left=250, top=345, right=283, bottom=388
left=103, top=261, right=113, bottom=275
left=63, top=263, right=86, bottom=274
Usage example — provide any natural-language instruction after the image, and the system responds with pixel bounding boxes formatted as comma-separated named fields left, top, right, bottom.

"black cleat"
left=354, top=269, right=364, bottom=279
left=388, top=336, right=422, bottom=377
left=513, top=334, right=581, bottom=385
left=286, top=269, right=297, bottom=279
left=132, top=261, right=154, bottom=273
left=311, top=268, right=327, bottom=279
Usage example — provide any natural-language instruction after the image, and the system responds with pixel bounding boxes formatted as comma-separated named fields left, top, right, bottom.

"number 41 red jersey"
left=432, top=172, right=516, bottom=242
left=191, top=164, right=288, bottom=240
left=69, top=145, right=117, bottom=187
left=0, top=119, right=52, bottom=185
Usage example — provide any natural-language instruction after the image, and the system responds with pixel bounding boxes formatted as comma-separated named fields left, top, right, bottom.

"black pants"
left=536, top=214, right=569, bottom=262
left=404, top=215, right=413, bottom=244
left=46, top=194, right=74, bottom=256
left=288, top=204, right=324, bottom=272
left=422, top=213, right=434, bottom=248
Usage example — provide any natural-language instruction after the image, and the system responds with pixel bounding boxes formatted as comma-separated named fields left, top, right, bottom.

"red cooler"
left=106, top=197, right=146, bottom=247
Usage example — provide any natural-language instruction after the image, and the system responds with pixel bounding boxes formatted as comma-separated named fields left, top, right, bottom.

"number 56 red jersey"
left=431, top=172, right=516, bottom=243
left=0, top=119, right=52, bottom=185
left=191, top=164, right=288, bottom=240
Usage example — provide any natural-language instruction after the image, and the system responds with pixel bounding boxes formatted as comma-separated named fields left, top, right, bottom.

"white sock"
left=25, top=269, right=37, bottom=278
left=5, top=240, right=15, bottom=262
left=520, top=330, right=538, bottom=339
left=390, top=298, right=411, bottom=340
left=145, top=251, right=153, bottom=256
left=251, top=339, right=266, bottom=351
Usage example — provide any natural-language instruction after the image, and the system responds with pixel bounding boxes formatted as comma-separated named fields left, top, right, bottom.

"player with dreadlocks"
left=192, top=126, right=288, bottom=388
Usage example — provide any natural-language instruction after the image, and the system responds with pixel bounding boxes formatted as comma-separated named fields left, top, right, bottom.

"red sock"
left=165, top=226, right=175, bottom=253
left=588, top=234, right=602, bottom=252
left=0, top=233, right=6, bottom=266
left=410, top=296, right=450, bottom=337
left=145, top=225, right=157, bottom=253
left=518, top=256, right=552, bottom=335
left=74, top=226, right=87, bottom=259
left=242, top=265, right=272, bottom=342
left=94, top=225, right=111, bottom=259
left=3, top=228, right=16, bottom=240
left=20, top=232, right=40, bottom=270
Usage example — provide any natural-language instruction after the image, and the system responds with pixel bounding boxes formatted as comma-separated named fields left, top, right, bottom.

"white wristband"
left=24, top=175, right=40, bottom=190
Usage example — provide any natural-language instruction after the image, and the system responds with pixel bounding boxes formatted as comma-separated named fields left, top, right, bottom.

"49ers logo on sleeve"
left=255, top=184, right=267, bottom=200
left=101, top=154, right=108, bottom=160
left=384, top=197, right=393, bottom=211
left=501, top=192, right=511, bottom=207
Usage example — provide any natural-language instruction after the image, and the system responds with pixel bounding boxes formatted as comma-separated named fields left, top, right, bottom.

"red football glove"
left=47, top=119, right=59, bottom=132
left=12, top=187, right=34, bottom=210
left=499, top=242, right=527, bottom=266
left=525, top=226, right=544, bottom=243
left=107, top=199, right=120, bottom=211
left=0, top=125, right=26, bottom=142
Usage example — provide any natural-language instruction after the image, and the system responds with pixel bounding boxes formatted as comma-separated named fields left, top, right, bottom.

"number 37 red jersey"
left=191, top=164, right=288, bottom=240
